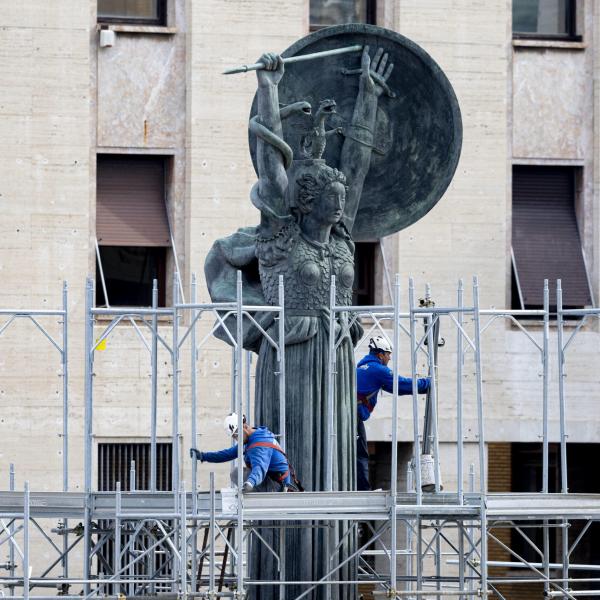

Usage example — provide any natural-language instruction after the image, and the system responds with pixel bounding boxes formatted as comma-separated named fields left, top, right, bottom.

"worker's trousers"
left=357, top=419, right=371, bottom=491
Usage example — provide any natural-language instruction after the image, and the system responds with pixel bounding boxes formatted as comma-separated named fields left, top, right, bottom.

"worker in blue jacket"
left=357, top=336, right=430, bottom=491
left=190, top=413, right=301, bottom=492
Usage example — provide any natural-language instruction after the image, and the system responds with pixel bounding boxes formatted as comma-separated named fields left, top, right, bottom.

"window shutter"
left=512, top=166, right=591, bottom=308
left=96, top=156, right=171, bottom=247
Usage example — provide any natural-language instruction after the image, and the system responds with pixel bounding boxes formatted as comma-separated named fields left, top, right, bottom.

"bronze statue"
left=205, top=23, right=462, bottom=600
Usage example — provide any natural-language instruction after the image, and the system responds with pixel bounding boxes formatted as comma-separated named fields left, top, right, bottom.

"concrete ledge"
left=97, top=24, right=177, bottom=35
left=513, top=39, right=586, bottom=50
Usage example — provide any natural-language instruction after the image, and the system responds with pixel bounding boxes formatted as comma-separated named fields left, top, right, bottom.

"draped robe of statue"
left=204, top=24, right=463, bottom=600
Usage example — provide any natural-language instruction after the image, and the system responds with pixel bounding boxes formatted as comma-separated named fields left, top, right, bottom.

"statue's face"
left=314, top=181, right=346, bottom=225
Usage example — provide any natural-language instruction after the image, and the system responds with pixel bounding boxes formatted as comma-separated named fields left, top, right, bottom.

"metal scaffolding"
left=0, top=276, right=599, bottom=599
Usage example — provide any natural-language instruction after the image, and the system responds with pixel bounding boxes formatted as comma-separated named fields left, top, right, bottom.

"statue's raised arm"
left=250, top=53, right=290, bottom=231
left=340, top=46, right=394, bottom=232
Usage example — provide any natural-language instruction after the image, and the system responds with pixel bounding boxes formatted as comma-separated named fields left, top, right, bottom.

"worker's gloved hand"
left=418, top=377, right=431, bottom=394
left=189, top=448, right=203, bottom=461
left=242, top=481, right=254, bottom=493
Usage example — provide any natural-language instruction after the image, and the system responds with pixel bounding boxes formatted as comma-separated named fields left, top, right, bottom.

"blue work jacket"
left=200, top=426, right=291, bottom=487
left=356, top=353, right=430, bottom=422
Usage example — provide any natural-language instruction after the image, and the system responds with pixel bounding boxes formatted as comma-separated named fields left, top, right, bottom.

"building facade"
left=0, top=1, right=599, bottom=591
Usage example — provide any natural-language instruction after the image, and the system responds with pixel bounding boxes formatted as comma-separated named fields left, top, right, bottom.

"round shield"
left=248, top=24, right=462, bottom=241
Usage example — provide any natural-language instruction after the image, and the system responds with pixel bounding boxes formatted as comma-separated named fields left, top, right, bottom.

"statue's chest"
left=258, top=232, right=354, bottom=309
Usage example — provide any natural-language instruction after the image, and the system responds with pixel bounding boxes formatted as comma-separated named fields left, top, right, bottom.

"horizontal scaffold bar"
left=1, top=491, right=599, bottom=521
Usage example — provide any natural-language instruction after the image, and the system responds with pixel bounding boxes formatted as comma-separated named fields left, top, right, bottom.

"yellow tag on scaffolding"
left=95, top=337, right=107, bottom=352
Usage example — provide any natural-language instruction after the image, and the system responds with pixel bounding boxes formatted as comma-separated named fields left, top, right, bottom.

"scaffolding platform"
left=0, top=274, right=598, bottom=599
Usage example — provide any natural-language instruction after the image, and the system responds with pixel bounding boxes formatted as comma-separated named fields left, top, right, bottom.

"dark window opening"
left=96, top=246, right=166, bottom=307
left=96, top=155, right=171, bottom=307
left=97, top=442, right=173, bottom=593
left=511, top=165, right=591, bottom=315
left=98, top=0, right=167, bottom=25
left=310, top=0, right=376, bottom=31
left=353, top=241, right=377, bottom=306
left=513, top=0, right=579, bottom=41
left=98, top=441, right=172, bottom=492
left=510, top=443, right=600, bottom=593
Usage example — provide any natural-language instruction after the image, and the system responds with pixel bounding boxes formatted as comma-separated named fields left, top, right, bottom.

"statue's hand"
left=360, top=46, right=395, bottom=98
left=257, top=52, right=284, bottom=87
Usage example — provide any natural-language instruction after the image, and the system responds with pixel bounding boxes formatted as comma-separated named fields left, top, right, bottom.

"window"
left=511, top=165, right=592, bottom=311
left=98, top=0, right=166, bottom=25
left=96, top=155, right=171, bottom=307
left=97, top=442, right=172, bottom=590
left=98, top=441, right=172, bottom=491
left=353, top=241, right=377, bottom=306
left=511, top=443, right=600, bottom=594
left=488, top=443, right=600, bottom=598
left=513, top=0, right=579, bottom=40
left=310, top=0, right=376, bottom=31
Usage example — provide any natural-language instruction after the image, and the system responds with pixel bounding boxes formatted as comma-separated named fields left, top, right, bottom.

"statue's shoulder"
left=256, top=219, right=299, bottom=267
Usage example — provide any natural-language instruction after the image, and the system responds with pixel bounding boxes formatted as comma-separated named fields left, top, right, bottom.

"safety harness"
left=244, top=441, right=304, bottom=491
left=357, top=391, right=378, bottom=413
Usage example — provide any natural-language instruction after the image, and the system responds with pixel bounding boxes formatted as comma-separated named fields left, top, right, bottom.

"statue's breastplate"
left=257, top=225, right=354, bottom=310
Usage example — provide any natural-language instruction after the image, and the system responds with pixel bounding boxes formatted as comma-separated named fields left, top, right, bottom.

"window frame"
left=309, top=0, right=377, bottom=32
left=95, top=153, right=176, bottom=308
left=512, top=0, right=580, bottom=42
left=97, top=0, right=167, bottom=26
left=511, top=164, right=592, bottom=315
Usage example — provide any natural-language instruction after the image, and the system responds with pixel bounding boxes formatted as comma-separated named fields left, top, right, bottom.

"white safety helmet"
left=368, top=336, right=392, bottom=354
left=223, top=413, right=245, bottom=436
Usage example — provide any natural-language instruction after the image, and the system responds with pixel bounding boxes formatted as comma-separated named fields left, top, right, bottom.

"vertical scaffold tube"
left=468, top=464, right=475, bottom=597
left=277, top=274, right=286, bottom=600
left=408, top=278, right=422, bottom=503
left=557, top=279, right=568, bottom=493
left=151, top=279, right=159, bottom=493
left=235, top=271, right=245, bottom=597
left=542, top=279, right=549, bottom=493
left=457, top=279, right=464, bottom=505
left=190, top=274, right=198, bottom=593
left=245, top=352, right=252, bottom=422
left=61, top=281, right=69, bottom=580
left=390, top=274, right=401, bottom=594
left=278, top=275, right=286, bottom=451
left=172, top=273, right=181, bottom=497
left=9, top=464, right=15, bottom=591
left=472, top=276, right=487, bottom=598
left=83, top=278, right=94, bottom=596
left=542, top=280, right=550, bottom=600
left=114, top=482, right=122, bottom=597
left=457, top=284, right=467, bottom=598
left=405, top=463, right=413, bottom=596
left=62, top=281, right=69, bottom=492
left=326, top=276, right=336, bottom=491
left=23, top=482, right=29, bottom=600
left=556, top=279, right=570, bottom=593
left=180, top=484, right=188, bottom=600
left=231, top=346, right=236, bottom=413
left=209, top=472, right=216, bottom=595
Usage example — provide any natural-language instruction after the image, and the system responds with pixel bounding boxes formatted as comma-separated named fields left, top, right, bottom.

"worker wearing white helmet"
left=356, top=336, right=430, bottom=491
left=190, top=414, right=302, bottom=492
